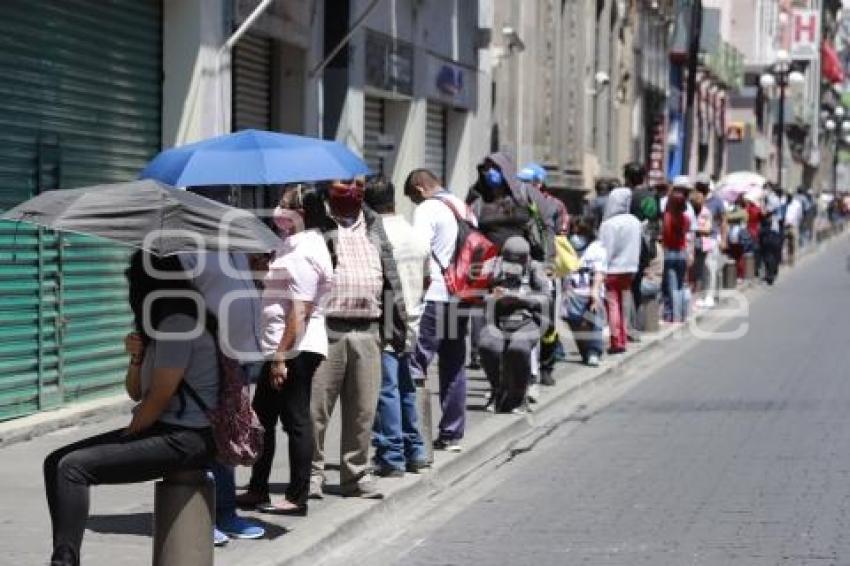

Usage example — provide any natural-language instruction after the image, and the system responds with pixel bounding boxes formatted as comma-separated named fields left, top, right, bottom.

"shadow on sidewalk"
left=88, top=513, right=151, bottom=537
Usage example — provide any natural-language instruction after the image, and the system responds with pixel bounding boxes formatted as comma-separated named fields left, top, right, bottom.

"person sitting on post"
left=478, top=236, right=548, bottom=414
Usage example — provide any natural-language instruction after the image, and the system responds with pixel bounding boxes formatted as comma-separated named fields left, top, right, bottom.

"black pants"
left=539, top=287, right=558, bottom=373
left=479, top=320, right=540, bottom=412
left=43, top=422, right=214, bottom=565
left=249, top=352, right=323, bottom=505
left=760, top=230, right=782, bottom=283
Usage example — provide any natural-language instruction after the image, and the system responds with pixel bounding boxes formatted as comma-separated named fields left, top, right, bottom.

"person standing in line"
left=694, top=174, right=727, bottom=309
left=236, top=185, right=333, bottom=516
left=177, top=250, right=266, bottom=545
left=598, top=188, right=641, bottom=354
left=662, top=185, right=691, bottom=323
left=517, top=162, right=567, bottom=389
left=784, top=188, right=805, bottom=266
left=365, top=177, right=431, bottom=476
left=586, top=177, right=615, bottom=232
left=309, top=178, right=408, bottom=499
left=405, top=169, right=475, bottom=452
left=622, top=163, right=659, bottom=341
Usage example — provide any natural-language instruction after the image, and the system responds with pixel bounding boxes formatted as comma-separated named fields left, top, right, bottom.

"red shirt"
left=745, top=201, right=762, bottom=241
left=662, top=211, right=690, bottom=251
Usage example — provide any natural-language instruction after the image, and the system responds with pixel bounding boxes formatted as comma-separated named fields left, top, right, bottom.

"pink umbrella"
left=716, top=172, right=766, bottom=203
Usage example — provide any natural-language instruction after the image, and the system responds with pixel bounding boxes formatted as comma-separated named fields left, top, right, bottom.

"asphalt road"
left=361, top=241, right=850, bottom=566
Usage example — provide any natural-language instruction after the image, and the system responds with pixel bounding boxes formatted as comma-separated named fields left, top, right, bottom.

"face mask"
left=273, top=206, right=304, bottom=236
left=328, top=181, right=365, bottom=219
left=569, top=234, right=588, bottom=251
left=484, top=168, right=503, bottom=188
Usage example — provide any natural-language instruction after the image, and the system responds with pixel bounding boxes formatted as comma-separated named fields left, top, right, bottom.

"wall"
left=162, top=0, right=229, bottom=147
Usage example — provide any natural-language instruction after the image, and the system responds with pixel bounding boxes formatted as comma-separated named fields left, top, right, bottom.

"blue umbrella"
left=140, top=129, right=371, bottom=187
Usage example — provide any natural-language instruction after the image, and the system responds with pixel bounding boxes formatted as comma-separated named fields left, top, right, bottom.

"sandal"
left=235, top=489, right=270, bottom=510
left=257, top=499, right=308, bottom=516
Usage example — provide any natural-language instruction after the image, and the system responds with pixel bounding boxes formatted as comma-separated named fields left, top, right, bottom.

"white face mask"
left=272, top=206, right=304, bottom=236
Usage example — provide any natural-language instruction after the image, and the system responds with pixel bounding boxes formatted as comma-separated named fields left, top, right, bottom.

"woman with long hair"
left=43, top=252, right=217, bottom=566
left=236, top=185, right=333, bottom=516
left=662, top=184, right=692, bottom=322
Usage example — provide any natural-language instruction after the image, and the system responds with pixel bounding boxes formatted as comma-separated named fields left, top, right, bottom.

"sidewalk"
left=0, top=231, right=840, bottom=566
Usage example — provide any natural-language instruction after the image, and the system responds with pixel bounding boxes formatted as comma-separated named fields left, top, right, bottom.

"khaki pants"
left=311, top=320, right=381, bottom=488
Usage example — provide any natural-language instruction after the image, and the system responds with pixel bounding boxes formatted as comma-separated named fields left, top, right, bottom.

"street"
left=339, top=241, right=850, bottom=566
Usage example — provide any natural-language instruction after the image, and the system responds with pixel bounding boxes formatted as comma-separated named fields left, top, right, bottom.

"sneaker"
left=373, top=465, right=405, bottom=478
left=586, top=354, right=600, bottom=367
left=217, top=515, right=264, bottom=540
left=406, top=459, right=431, bottom=474
left=701, top=297, right=716, bottom=309
left=433, top=438, right=462, bottom=452
left=340, top=473, right=384, bottom=499
left=213, top=528, right=230, bottom=547
left=527, top=384, right=540, bottom=403
left=540, top=369, right=556, bottom=386
left=308, top=477, right=325, bottom=500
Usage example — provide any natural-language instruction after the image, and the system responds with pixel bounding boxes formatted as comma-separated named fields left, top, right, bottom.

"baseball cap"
left=517, top=163, right=546, bottom=183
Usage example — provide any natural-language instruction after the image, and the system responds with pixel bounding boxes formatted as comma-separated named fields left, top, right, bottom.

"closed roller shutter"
left=0, top=0, right=162, bottom=420
left=363, top=96, right=385, bottom=175
left=233, top=33, right=273, bottom=132
left=425, top=102, right=447, bottom=183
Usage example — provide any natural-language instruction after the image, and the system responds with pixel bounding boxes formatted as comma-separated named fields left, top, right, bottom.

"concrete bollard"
left=743, top=253, right=755, bottom=280
left=638, top=298, right=660, bottom=333
left=153, top=469, right=214, bottom=566
left=415, top=379, right=434, bottom=464
left=722, top=260, right=737, bottom=290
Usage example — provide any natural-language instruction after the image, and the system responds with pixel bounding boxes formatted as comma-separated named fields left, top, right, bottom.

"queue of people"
left=44, top=150, right=821, bottom=565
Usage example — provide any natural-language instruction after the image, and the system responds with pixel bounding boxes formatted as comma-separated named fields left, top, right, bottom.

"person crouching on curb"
left=479, top=236, right=548, bottom=414
left=561, top=218, right=607, bottom=367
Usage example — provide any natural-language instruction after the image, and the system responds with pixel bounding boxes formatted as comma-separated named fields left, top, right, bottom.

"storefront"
left=0, top=0, right=163, bottom=420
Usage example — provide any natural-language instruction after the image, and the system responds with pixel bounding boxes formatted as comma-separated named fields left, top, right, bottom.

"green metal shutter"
left=0, top=0, right=162, bottom=420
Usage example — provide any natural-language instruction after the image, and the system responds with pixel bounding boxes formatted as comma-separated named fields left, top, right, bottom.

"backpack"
left=430, top=196, right=499, bottom=304
left=181, top=352, right=264, bottom=466
left=553, top=234, right=581, bottom=277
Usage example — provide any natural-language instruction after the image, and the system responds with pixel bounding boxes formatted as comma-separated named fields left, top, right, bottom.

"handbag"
left=553, top=235, right=581, bottom=277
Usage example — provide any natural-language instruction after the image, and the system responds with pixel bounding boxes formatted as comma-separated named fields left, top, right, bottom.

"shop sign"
left=426, top=55, right=474, bottom=110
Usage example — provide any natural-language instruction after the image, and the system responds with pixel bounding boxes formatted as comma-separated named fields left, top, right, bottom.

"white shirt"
left=412, top=191, right=476, bottom=302
left=567, top=241, right=608, bottom=299
left=178, top=252, right=263, bottom=363
left=261, top=229, right=334, bottom=358
left=785, top=197, right=803, bottom=229
left=381, top=214, right=429, bottom=350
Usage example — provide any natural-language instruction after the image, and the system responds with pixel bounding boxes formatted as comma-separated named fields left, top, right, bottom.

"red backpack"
left=430, top=196, right=498, bottom=304
left=181, top=352, right=264, bottom=466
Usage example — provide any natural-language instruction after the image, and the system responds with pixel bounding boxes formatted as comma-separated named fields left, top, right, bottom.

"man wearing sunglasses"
left=309, top=178, right=408, bottom=499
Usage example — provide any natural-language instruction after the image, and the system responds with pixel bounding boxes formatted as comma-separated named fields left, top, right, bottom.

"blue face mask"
left=484, top=168, right=503, bottom=188
left=569, top=234, right=588, bottom=251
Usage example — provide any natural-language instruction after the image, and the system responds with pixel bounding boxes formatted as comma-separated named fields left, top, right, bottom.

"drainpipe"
left=310, top=0, right=383, bottom=139
left=214, top=0, right=276, bottom=135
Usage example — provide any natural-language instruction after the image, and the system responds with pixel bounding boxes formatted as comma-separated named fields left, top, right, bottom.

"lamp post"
left=823, top=106, right=850, bottom=198
left=760, top=50, right=806, bottom=191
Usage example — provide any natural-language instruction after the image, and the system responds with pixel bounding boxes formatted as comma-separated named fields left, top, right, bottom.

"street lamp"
left=760, top=50, right=806, bottom=191
left=823, top=105, right=850, bottom=197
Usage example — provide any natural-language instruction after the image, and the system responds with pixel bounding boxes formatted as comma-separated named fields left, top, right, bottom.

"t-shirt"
left=704, top=196, right=726, bottom=237
left=261, top=229, right=334, bottom=358
left=138, top=314, right=219, bottom=428
left=414, top=192, right=476, bottom=303
left=566, top=241, right=607, bottom=299
left=785, top=198, right=803, bottom=229
left=381, top=214, right=429, bottom=351
left=178, top=252, right=262, bottom=363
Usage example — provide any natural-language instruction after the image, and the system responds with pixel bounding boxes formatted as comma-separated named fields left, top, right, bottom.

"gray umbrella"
left=0, top=179, right=281, bottom=256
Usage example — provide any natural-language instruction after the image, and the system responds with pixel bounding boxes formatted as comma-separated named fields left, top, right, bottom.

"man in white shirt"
left=784, top=189, right=804, bottom=266
left=403, top=169, right=474, bottom=452
left=365, top=177, right=431, bottom=475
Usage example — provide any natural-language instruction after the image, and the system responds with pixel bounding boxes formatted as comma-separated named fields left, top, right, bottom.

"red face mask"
left=328, top=180, right=365, bottom=219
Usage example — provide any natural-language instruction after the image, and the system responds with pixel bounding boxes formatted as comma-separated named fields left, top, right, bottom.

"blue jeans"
left=373, top=352, right=427, bottom=470
left=663, top=250, right=688, bottom=322
left=562, top=293, right=604, bottom=361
